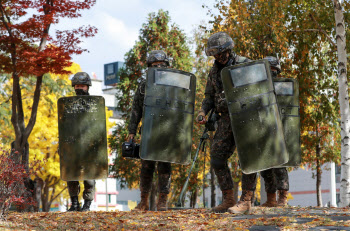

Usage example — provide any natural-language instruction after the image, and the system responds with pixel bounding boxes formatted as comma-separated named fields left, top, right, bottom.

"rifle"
left=171, top=110, right=219, bottom=209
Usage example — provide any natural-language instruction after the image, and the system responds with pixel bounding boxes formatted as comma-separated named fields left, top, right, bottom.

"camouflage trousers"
left=261, top=167, right=289, bottom=192
left=67, top=180, right=95, bottom=201
left=140, top=159, right=171, bottom=194
left=241, top=173, right=257, bottom=192
left=210, top=113, right=235, bottom=191
left=242, top=167, right=289, bottom=193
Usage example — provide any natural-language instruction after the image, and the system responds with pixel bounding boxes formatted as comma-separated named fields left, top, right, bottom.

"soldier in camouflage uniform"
left=197, top=32, right=250, bottom=213
left=67, top=72, right=96, bottom=212
left=127, top=50, right=172, bottom=211
left=229, top=56, right=289, bottom=214
left=260, top=56, right=289, bottom=207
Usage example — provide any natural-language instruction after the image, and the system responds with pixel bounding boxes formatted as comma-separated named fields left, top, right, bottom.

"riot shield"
left=221, top=60, right=288, bottom=174
left=58, top=96, right=108, bottom=181
left=273, top=78, right=301, bottom=167
left=140, top=68, right=196, bottom=164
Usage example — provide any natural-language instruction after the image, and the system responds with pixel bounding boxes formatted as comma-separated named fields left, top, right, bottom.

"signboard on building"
left=104, top=61, right=124, bottom=86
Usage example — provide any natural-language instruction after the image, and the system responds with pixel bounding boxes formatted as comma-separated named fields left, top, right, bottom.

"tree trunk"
left=208, top=131, right=216, bottom=208
left=12, top=75, right=43, bottom=167
left=233, top=180, right=239, bottom=204
left=316, top=144, right=323, bottom=207
left=42, top=182, right=50, bottom=212
left=202, top=141, right=207, bottom=208
left=149, top=179, right=157, bottom=211
left=202, top=177, right=206, bottom=208
left=34, top=177, right=44, bottom=212
left=334, top=0, right=350, bottom=208
left=11, top=75, right=43, bottom=213
left=190, top=189, right=198, bottom=208
left=251, top=190, right=256, bottom=206
left=210, top=165, right=216, bottom=208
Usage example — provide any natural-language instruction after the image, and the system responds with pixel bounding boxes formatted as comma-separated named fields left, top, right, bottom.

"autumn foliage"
left=0, top=148, right=35, bottom=220
left=1, top=207, right=350, bottom=230
left=0, top=0, right=98, bottom=176
left=0, top=0, right=97, bottom=76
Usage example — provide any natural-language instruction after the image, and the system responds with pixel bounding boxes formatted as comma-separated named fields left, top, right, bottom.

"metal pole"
left=175, top=137, right=205, bottom=207
left=330, top=162, right=337, bottom=207
left=202, top=143, right=206, bottom=208
left=106, top=178, right=109, bottom=211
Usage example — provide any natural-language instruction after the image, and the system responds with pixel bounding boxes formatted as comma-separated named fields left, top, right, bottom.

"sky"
left=56, top=0, right=217, bottom=86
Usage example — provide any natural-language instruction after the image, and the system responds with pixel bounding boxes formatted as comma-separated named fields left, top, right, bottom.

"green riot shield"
left=58, top=96, right=108, bottom=181
left=140, top=68, right=196, bottom=165
left=273, top=78, right=301, bottom=167
left=221, top=60, right=288, bottom=174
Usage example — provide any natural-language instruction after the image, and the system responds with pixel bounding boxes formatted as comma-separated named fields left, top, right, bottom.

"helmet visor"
left=205, top=41, right=232, bottom=56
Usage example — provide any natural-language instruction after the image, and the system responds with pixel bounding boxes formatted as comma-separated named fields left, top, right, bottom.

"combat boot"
left=277, top=190, right=288, bottom=207
left=133, top=192, right=149, bottom=211
left=211, top=189, right=235, bottom=213
left=157, top=193, right=168, bottom=211
left=67, top=196, right=81, bottom=212
left=261, top=192, right=277, bottom=207
left=81, top=200, right=92, bottom=212
left=228, top=190, right=253, bottom=214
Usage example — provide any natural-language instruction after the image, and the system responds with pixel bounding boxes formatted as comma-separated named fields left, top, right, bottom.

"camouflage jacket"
left=128, top=80, right=146, bottom=134
left=201, top=55, right=250, bottom=114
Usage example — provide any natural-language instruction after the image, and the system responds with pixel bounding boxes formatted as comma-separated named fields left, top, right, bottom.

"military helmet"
left=71, top=72, right=92, bottom=87
left=264, top=56, right=281, bottom=74
left=205, top=32, right=234, bottom=57
left=147, top=50, right=170, bottom=67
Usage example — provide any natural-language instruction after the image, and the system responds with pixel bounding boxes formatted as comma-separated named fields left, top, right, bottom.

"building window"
left=336, top=164, right=341, bottom=174
left=336, top=193, right=340, bottom=206
left=336, top=164, right=341, bottom=183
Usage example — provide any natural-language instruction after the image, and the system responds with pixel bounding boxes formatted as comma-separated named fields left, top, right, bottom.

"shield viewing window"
left=274, top=82, right=294, bottom=96
left=155, top=70, right=191, bottom=90
left=229, top=63, right=268, bottom=87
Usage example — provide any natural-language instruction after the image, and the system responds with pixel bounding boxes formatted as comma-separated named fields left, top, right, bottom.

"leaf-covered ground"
left=1, top=207, right=349, bottom=230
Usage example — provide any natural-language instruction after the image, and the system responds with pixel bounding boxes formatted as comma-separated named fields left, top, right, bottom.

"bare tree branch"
left=309, top=13, right=337, bottom=47
left=288, top=29, right=320, bottom=32
left=23, top=75, right=43, bottom=145
left=38, top=0, right=53, bottom=52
